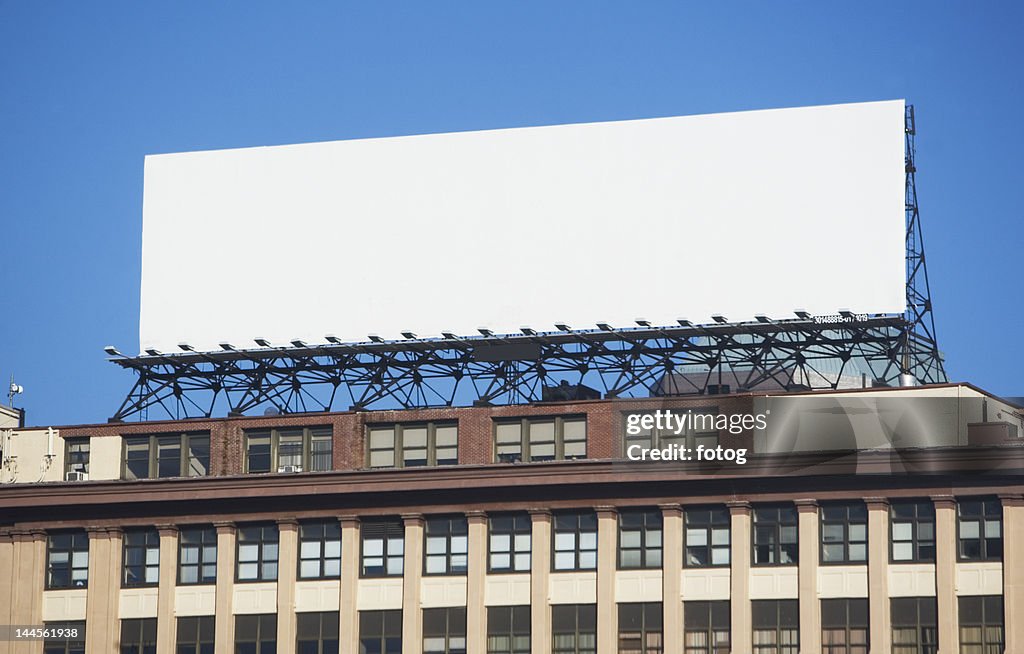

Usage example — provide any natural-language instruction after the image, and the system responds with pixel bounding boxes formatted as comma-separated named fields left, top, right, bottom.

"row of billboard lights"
left=106, top=310, right=868, bottom=358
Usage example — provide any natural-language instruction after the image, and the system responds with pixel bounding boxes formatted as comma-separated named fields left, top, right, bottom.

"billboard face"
left=140, top=100, right=906, bottom=353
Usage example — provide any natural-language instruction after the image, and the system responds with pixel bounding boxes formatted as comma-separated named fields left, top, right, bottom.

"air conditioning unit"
left=65, top=471, right=89, bottom=481
left=277, top=464, right=303, bottom=474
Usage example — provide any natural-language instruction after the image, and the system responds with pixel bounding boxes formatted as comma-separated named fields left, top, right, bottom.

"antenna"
left=8, top=375, right=24, bottom=407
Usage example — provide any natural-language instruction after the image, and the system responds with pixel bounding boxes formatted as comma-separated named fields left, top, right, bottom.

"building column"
left=659, top=504, right=683, bottom=654
left=795, top=499, right=820, bottom=654
left=11, top=529, right=47, bottom=654
left=339, top=516, right=360, bottom=654
left=84, top=527, right=122, bottom=654
left=401, top=514, right=424, bottom=654
left=277, top=519, right=299, bottom=654
left=529, top=510, right=552, bottom=654
left=214, top=522, right=237, bottom=654
left=0, top=530, right=14, bottom=654
left=466, top=511, right=488, bottom=654
left=728, top=501, right=752, bottom=654
left=1000, top=494, right=1024, bottom=652
left=596, top=506, right=618, bottom=654
left=864, top=498, right=890, bottom=654
left=156, top=525, right=179, bottom=654
left=932, top=496, right=958, bottom=654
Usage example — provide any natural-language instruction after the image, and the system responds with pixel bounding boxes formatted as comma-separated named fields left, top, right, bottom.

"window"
left=121, top=433, right=210, bottom=479
left=958, top=596, right=1003, bottom=654
left=821, top=502, right=867, bottom=564
left=753, top=506, right=798, bottom=565
left=120, top=618, right=157, bottom=654
left=425, top=517, right=468, bottom=575
left=42, top=621, right=85, bottom=654
left=891, top=501, right=935, bottom=563
left=360, top=610, right=402, bottom=654
left=367, top=422, right=458, bottom=468
left=176, top=616, right=215, bottom=654
left=487, top=606, right=530, bottom=654
left=244, top=427, right=332, bottom=473
left=622, top=410, right=720, bottom=453
left=891, top=597, right=937, bottom=654
left=47, top=530, right=89, bottom=589
left=123, top=529, right=160, bottom=587
left=553, top=511, right=598, bottom=571
left=236, top=524, right=279, bottom=582
left=178, top=526, right=217, bottom=585
left=494, top=416, right=587, bottom=463
left=618, top=603, right=663, bottom=654
left=821, top=599, right=868, bottom=654
left=552, top=604, right=597, bottom=654
left=752, top=600, right=799, bottom=654
left=361, top=519, right=404, bottom=577
left=958, top=498, right=1002, bottom=561
left=489, top=513, right=531, bottom=573
left=64, top=438, right=89, bottom=476
left=424, top=607, right=467, bottom=654
left=685, top=506, right=730, bottom=567
left=299, top=520, right=341, bottom=579
left=297, top=612, right=339, bottom=654
left=619, top=510, right=662, bottom=569
left=235, top=614, right=277, bottom=654
left=684, top=601, right=730, bottom=654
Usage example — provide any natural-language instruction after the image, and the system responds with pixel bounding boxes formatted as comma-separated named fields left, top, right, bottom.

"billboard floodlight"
left=104, top=345, right=122, bottom=356
left=755, top=315, right=771, bottom=324
left=795, top=310, right=811, bottom=320
left=254, top=338, right=271, bottom=347
left=178, top=342, right=194, bottom=352
left=555, top=323, right=571, bottom=332
left=676, top=319, right=692, bottom=327
left=368, top=334, right=384, bottom=343
left=441, top=331, right=458, bottom=340
left=218, top=343, right=234, bottom=351
left=597, top=322, right=613, bottom=331
left=839, top=309, right=855, bottom=318
left=520, top=327, right=536, bottom=336
left=401, top=331, right=417, bottom=340
left=711, top=315, right=728, bottom=324
left=325, top=335, right=341, bottom=344
left=478, top=327, right=494, bottom=337
left=291, top=339, right=307, bottom=348
left=635, top=319, right=651, bottom=327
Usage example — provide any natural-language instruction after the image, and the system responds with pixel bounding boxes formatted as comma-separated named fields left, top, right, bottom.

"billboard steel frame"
left=106, top=105, right=946, bottom=421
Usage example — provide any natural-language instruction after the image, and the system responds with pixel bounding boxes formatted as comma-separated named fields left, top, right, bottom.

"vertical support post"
left=1000, top=494, right=1023, bottom=651
left=529, top=510, right=552, bottom=654
left=660, top=504, right=683, bottom=654
left=932, top=496, right=958, bottom=654
left=401, top=514, right=424, bottom=654
left=214, top=522, right=236, bottom=654
left=466, top=511, right=488, bottom=654
left=156, top=525, right=179, bottom=654
left=865, top=498, right=890, bottom=654
left=339, top=516, right=360, bottom=654
left=595, top=506, right=618, bottom=654
left=728, top=501, right=752, bottom=654
left=795, top=500, right=820, bottom=654
left=85, top=527, right=121, bottom=654
left=277, top=519, right=299, bottom=654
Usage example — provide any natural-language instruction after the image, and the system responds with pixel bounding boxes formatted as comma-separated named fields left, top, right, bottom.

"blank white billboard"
left=140, top=100, right=906, bottom=353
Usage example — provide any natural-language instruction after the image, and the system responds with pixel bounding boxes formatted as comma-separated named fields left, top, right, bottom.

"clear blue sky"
left=1, top=2, right=1021, bottom=426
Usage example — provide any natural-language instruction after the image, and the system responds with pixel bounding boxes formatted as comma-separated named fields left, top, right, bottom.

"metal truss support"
left=902, top=104, right=946, bottom=384
left=109, top=317, right=932, bottom=421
